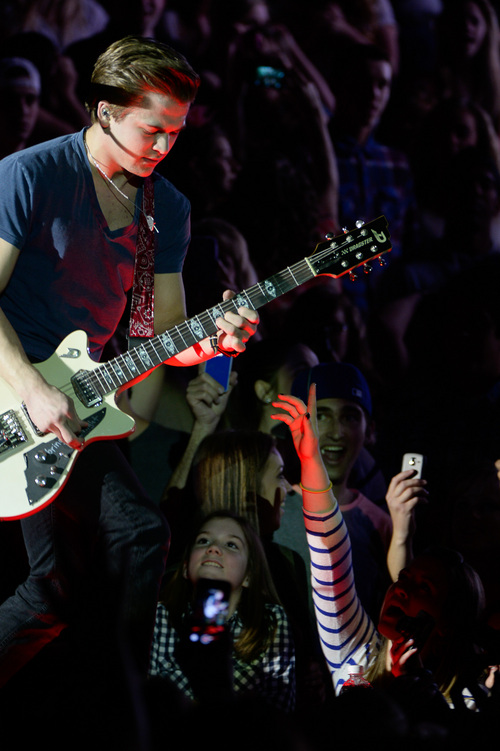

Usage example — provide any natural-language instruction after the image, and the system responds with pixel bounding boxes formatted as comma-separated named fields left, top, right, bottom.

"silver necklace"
left=84, top=134, right=159, bottom=233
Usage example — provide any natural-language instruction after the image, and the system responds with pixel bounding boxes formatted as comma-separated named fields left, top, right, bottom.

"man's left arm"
left=153, top=272, right=259, bottom=366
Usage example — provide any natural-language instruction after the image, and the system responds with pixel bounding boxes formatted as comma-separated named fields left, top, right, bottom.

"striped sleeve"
left=304, top=502, right=383, bottom=693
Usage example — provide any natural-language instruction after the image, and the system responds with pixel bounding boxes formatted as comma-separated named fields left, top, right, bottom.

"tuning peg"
left=378, top=257, right=387, bottom=267
left=363, top=264, right=372, bottom=274
left=355, top=219, right=365, bottom=228
left=342, top=227, right=349, bottom=234
left=349, top=270, right=357, bottom=281
left=324, top=232, right=334, bottom=240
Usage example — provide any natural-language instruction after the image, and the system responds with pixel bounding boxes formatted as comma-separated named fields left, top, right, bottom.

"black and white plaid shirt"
left=149, top=602, right=296, bottom=713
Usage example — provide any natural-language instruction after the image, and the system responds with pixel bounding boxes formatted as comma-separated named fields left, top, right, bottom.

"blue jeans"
left=0, top=441, right=169, bottom=686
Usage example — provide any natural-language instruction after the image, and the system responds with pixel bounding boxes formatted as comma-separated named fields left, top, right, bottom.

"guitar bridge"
left=0, top=410, right=28, bottom=454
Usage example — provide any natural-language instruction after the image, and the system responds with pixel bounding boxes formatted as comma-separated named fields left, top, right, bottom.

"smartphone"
left=401, top=453, right=425, bottom=479
left=188, top=578, right=231, bottom=645
left=396, top=610, right=435, bottom=650
left=254, top=65, right=285, bottom=89
left=203, top=353, right=232, bottom=391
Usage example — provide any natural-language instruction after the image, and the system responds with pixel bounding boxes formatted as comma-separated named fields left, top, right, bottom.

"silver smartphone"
left=401, top=453, right=425, bottom=478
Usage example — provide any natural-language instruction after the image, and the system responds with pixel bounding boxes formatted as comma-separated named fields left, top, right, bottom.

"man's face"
left=316, top=397, right=368, bottom=486
left=104, top=91, right=190, bottom=176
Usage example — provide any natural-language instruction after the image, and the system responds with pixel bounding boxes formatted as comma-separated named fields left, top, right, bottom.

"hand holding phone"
left=188, top=578, right=231, bottom=645
left=203, top=354, right=233, bottom=392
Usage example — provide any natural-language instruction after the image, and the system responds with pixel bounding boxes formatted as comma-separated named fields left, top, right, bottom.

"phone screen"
left=188, top=578, right=231, bottom=645
left=254, top=65, right=285, bottom=89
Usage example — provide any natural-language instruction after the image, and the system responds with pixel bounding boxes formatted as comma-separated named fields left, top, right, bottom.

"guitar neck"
left=90, top=258, right=314, bottom=396
left=81, top=215, right=391, bottom=400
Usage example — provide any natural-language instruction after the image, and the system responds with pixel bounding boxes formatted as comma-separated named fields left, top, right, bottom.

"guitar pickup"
left=71, top=369, right=103, bottom=408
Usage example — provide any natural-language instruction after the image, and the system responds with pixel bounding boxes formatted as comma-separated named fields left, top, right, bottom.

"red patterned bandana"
left=129, top=176, right=155, bottom=337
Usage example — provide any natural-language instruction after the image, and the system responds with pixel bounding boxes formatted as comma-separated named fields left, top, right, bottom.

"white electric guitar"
left=0, top=217, right=391, bottom=520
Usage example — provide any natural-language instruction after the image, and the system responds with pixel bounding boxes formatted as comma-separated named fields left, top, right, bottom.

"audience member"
left=116, top=364, right=236, bottom=504
left=410, top=96, right=500, bottom=240
left=149, top=510, right=296, bottom=712
left=221, top=25, right=339, bottom=279
left=16, top=0, right=109, bottom=51
left=0, top=57, right=41, bottom=159
left=66, top=0, right=171, bottom=105
left=228, top=338, right=319, bottom=435
left=447, top=460, right=500, bottom=628
left=1, top=31, right=90, bottom=138
left=372, top=145, right=500, bottom=383
left=295, top=0, right=400, bottom=80
left=282, top=284, right=376, bottom=376
left=436, top=0, right=500, bottom=133
left=289, top=362, right=392, bottom=622
left=328, top=42, right=418, bottom=313
left=160, top=120, right=240, bottom=221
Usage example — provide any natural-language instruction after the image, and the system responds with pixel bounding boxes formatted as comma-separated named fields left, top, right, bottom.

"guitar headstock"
left=310, top=216, right=391, bottom=280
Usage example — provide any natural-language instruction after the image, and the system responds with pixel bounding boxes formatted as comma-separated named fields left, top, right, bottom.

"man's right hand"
left=23, top=378, right=87, bottom=449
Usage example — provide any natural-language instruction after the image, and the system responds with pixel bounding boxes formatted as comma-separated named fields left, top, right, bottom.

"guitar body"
left=0, top=330, right=134, bottom=520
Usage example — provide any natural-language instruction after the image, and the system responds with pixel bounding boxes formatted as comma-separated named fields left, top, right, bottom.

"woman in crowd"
left=149, top=509, right=296, bottom=712
left=437, top=0, right=500, bottom=133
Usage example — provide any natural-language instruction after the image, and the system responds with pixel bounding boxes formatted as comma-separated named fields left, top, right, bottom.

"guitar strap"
left=129, top=176, right=155, bottom=340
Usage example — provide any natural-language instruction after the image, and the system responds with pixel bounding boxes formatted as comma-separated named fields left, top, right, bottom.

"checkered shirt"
left=149, top=602, right=296, bottom=712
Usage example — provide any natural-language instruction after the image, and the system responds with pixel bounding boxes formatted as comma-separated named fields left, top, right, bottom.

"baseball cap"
left=292, top=361, right=372, bottom=416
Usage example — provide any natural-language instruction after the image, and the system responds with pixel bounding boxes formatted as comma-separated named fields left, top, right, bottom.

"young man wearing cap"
left=0, top=36, right=258, bottom=696
left=276, top=361, right=392, bottom=622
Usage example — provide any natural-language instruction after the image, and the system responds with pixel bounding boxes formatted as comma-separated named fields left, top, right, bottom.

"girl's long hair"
left=191, top=430, right=276, bottom=535
left=160, top=510, right=281, bottom=662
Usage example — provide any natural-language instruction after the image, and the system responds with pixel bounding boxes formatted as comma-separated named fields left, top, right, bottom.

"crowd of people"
left=1, top=0, right=500, bottom=748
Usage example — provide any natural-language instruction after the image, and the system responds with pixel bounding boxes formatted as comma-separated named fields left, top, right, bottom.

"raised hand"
left=271, top=384, right=333, bottom=512
left=271, top=383, right=319, bottom=461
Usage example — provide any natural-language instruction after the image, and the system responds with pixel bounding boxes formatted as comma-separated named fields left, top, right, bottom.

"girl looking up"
left=149, top=510, right=295, bottom=712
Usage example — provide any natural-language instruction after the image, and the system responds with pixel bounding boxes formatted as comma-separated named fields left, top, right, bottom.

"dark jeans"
left=0, top=440, right=169, bottom=687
